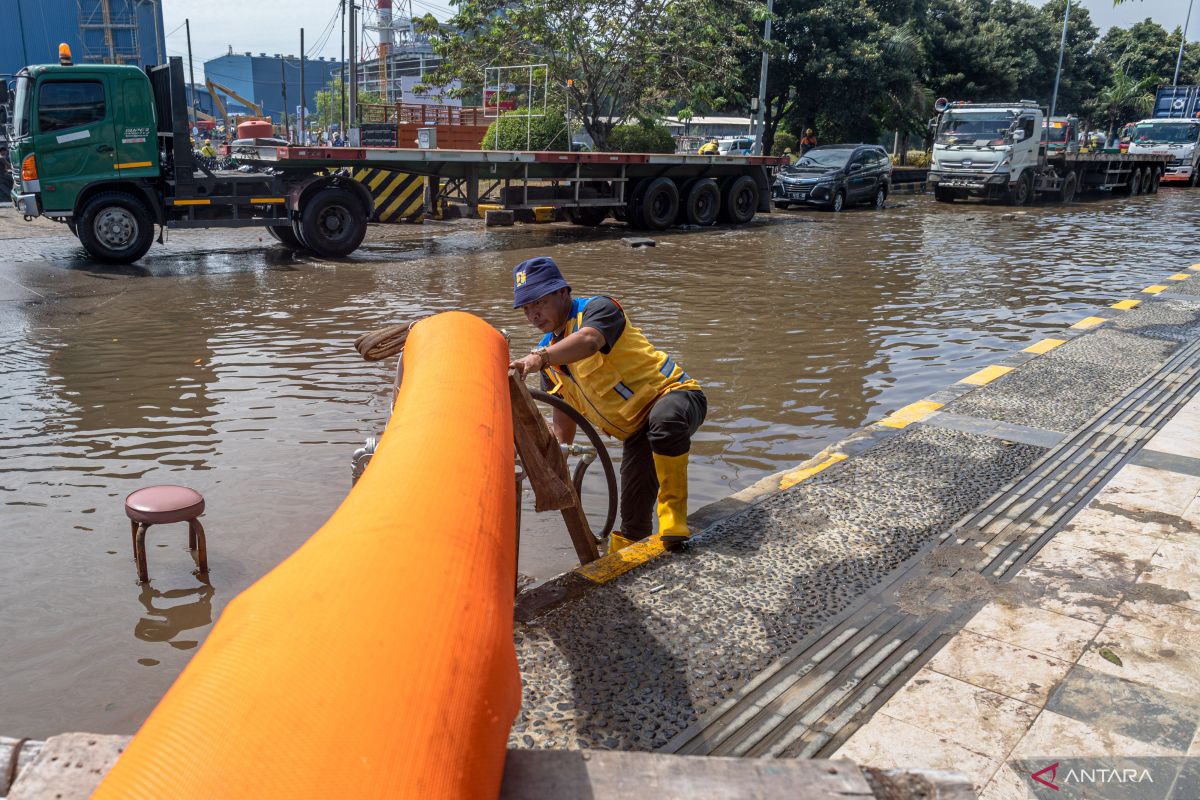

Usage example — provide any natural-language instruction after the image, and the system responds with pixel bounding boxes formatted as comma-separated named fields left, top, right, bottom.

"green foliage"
left=313, top=78, right=384, bottom=130
left=480, top=109, right=569, bottom=151
left=1096, top=67, right=1157, bottom=136
left=605, top=121, right=676, bottom=153
left=772, top=131, right=798, bottom=156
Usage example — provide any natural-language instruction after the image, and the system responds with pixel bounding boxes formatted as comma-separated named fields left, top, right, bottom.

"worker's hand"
left=509, top=353, right=544, bottom=378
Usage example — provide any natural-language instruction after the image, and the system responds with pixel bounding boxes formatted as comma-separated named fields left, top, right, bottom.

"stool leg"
left=130, top=519, right=138, bottom=555
left=190, top=518, right=208, bottom=576
left=134, top=523, right=150, bottom=583
left=188, top=520, right=196, bottom=550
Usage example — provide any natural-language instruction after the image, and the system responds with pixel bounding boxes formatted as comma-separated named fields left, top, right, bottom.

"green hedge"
left=481, top=110, right=569, bottom=151
left=606, top=123, right=676, bottom=153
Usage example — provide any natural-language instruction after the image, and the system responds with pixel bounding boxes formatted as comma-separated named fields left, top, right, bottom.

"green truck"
left=7, top=50, right=373, bottom=263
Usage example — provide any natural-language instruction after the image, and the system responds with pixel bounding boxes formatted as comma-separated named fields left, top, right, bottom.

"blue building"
left=1, top=0, right=166, bottom=76
left=203, top=52, right=344, bottom=128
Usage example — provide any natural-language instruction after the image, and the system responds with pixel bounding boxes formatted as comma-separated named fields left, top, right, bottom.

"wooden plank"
left=8, top=733, right=131, bottom=800
left=508, top=371, right=599, bottom=564
left=500, top=750, right=876, bottom=799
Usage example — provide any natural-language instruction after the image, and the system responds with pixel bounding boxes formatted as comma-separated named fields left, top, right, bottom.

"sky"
left=160, top=0, right=1195, bottom=83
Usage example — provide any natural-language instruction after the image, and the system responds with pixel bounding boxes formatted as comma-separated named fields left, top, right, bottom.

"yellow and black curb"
left=351, top=168, right=425, bottom=224
left=514, top=262, right=1200, bottom=622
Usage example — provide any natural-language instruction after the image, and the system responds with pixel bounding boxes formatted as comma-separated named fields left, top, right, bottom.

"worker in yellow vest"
left=509, top=257, right=707, bottom=552
left=698, top=137, right=720, bottom=155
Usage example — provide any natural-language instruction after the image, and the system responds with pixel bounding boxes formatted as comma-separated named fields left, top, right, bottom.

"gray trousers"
left=620, top=389, right=707, bottom=538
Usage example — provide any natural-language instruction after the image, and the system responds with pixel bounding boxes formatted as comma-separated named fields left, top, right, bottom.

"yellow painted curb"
left=1143, top=285, right=1168, bottom=294
left=779, top=452, right=848, bottom=491
left=1071, top=316, right=1107, bottom=330
left=478, top=203, right=503, bottom=219
left=1169, top=273, right=1191, bottom=281
left=577, top=535, right=666, bottom=584
left=533, top=206, right=556, bottom=223
left=1023, top=338, right=1066, bottom=355
left=878, top=400, right=943, bottom=429
left=1111, top=299, right=1141, bottom=310
left=959, top=365, right=1014, bottom=386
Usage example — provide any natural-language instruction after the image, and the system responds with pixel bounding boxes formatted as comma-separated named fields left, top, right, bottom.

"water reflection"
left=134, top=581, right=214, bottom=652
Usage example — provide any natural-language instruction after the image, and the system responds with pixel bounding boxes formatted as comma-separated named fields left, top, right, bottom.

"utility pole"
left=281, top=58, right=290, bottom=142
left=1049, top=0, right=1071, bottom=121
left=185, top=18, right=198, bottom=134
left=300, top=28, right=306, bottom=144
left=751, top=0, right=774, bottom=156
left=349, top=1, right=358, bottom=141
left=341, top=0, right=347, bottom=136
left=1174, top=0, right=1196, bottom=87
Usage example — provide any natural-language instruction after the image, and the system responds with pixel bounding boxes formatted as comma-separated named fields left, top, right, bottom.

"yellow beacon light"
left=58, top=43, right=73, bottom=66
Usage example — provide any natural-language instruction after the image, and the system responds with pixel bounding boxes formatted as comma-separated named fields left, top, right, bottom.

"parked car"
left=772, top=144, right=892, bottom=212
left=718, top=136, right=754, bottom=155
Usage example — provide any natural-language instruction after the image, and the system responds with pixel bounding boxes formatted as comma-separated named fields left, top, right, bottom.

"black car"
left=773, top=144, right=892, bottom=212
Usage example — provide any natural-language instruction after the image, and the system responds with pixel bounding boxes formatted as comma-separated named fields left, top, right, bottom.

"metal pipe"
left=751, top=0, right=774, bottom=156
left=1175, top=0, right=1196, bottom=88
left=281, top=58, right=289, bottom=142
left=1049, top=0, right=1070, bottom=121
left=300, top=28, right=305, bottom=144
left=185, top=18, right=198, bottom=133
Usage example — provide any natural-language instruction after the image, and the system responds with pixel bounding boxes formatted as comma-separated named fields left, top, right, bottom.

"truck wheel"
left=624, top=180, right=647, bottom=230
left=638, top=177, right=680, bottom=229
left=1148, top=168, right=1162, bottom=194
left=298, top=188, right=367, bottom=258
left=934, top=186, right=956, bottom=203
left=1189, top=170, right=1198, bottom=188
left=1058, top=172, right=1078, bottom=203
left=77, top=191, right=155, bottom=264
left=266, top=223, right=303, bottom=248
left=683, top=178, right=720, bottom=226
left=567, top=206, right=608, bottom=226
left=1127, top=169, right=1144, bottom=195
left=718, top=175, right=759, bottom=224
left=1007, top=172, right=1033, bottom=206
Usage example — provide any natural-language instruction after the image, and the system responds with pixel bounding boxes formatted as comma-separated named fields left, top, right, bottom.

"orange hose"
left=95, top=311, right=520, bottom=799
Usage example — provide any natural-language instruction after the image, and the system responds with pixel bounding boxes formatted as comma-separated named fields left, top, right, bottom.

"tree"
left=421, top=0, right=756, bottom=150
left=313, top=78, right=384, bottom=130
left=1096, top=67, right=1156, bottom=138
left=481, top=106, right=569, bottom=150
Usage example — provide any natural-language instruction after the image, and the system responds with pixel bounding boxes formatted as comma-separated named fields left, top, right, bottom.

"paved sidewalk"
left=835, top=395, right=1200, bottom=799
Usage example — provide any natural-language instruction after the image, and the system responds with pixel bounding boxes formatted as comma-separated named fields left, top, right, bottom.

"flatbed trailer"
left=8, top=51, right=783, bottom=264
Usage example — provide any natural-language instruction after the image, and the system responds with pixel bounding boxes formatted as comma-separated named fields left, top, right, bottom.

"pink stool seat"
left=125, top=485, right=205, bottom=525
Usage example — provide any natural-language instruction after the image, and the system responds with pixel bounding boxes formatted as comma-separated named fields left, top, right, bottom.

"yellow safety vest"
left=540, top=296, right=700, bottom=440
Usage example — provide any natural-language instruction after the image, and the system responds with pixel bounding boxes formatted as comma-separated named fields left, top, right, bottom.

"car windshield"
left=1133, top=122, right=1200, bottom=144
left=792, top=149, right=852, bottom=168
left=11, top=74, right=31, bottom=138
left=937, top=113, right=1012, bottom=145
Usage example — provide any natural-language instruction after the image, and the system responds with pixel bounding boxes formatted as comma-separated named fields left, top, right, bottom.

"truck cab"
left=928, top=101, right=1043, bottom=203
left=1042, top=116, right=1079, bottom=155
left=1127, top=117, right=1200, bottom=186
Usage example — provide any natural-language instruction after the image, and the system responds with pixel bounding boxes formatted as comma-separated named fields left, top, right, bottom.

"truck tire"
left=934, top=186, right=956, bottom=203
left=1058, top=172, right=1078, bottom=203
left=718, top=175, right=758, bottom=224
left=1189, top=169, right=1198, bottom=188
left=266, top=223, right=303, bottom=249
left=1148, top=168, right=1162, bottom=194
left=1007, top=171, right=1033, bottom=206
left=683, top=178, right=720, bottom=226
left=624, top=180, right=647, bottom=230
left=297, top=188, right=367, bottom=258
left=567, top=206, right=608, bottom=226
left=77, top=191, right=155, bottom=264
left=1125, top=169, right=1143, bottom=195
left=638, top=177, right=680, bottom=229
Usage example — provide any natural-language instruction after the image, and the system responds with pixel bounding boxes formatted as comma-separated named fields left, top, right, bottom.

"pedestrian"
left=783, top=146, right=794, bottom=163
left=333, top=133, right=345, bottom=147
left=800, top=128, right=817, bottom=154
left=508, top=257, right=707, bottom=553
left=698, top=137, right=719, bottom=155
left=199, top=138, right=216, bottom=158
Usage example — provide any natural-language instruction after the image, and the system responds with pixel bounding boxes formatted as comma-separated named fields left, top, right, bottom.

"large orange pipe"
left=95, top=311, right=520, bottom=799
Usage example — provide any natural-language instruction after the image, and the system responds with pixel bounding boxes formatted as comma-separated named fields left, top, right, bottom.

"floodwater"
left=2, top=190, right=1199, bottom=737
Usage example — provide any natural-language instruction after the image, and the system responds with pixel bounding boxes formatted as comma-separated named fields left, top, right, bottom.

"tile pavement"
left=833, top=394, right=1200, bottom=799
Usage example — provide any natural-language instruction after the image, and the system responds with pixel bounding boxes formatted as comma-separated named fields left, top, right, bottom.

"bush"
left=772, top=132, right=798, bottom=156
left=605, top=122, right=676, bottom=153
left=481, top=109, right=569, bottom=151
left=891, top=151, right=930, bottom=168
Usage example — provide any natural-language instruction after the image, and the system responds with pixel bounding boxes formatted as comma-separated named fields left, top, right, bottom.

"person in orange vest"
left=509, top=257, right=707, bottom=553
left=800, top=128, right=818, bottom=154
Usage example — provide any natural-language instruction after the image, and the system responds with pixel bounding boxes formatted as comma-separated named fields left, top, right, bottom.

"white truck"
left=1126, top=85, right=1200, bottom=186
left=929, top=100, right=1169, bottom=204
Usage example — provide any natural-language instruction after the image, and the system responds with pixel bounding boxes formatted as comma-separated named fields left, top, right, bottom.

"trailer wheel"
left=624, top=180, right=647, bottom=230
left=638, top=178, right=680, bottom=229
left=77, top=191, right=155, bottom=264
left=683, top=178, right=720, bottom=226
left=1128, top=169, right=1144, bottom=196
left=934, top=186, right=956, bottom=203
left=718, top=175, right=758, bottom=224
left=1189, top=170, right=1198, bottom=188
left=1148, top=168, right=1162, bottom=194
left=1058, top=172, right=1078, bottom=203
left=1007, top=171, right=1033, bottom=206
left=266, top=224, right=303, bottom=249
left=567, top=206, right=609, bottom=226
left=298, top=188, right=367, bottom=258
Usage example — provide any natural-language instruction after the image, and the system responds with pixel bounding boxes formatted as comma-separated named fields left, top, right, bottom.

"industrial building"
left=1, top=0, right=166, bottom=76
left=202, top=51, right=343, bottom=130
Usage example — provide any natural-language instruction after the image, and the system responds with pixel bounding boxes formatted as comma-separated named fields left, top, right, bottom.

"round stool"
left=125, top=485, right=207, bottom=583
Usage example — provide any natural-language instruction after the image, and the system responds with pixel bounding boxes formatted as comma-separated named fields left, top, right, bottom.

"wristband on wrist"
left=531, top=346, right=551, bottom=370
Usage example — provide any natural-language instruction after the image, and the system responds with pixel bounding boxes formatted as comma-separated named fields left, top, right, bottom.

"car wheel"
left=77, top=191, right=155, bottom=264
left=873, top=186, right=887, bottom=210
left=829, top=189, right=846, bottom=212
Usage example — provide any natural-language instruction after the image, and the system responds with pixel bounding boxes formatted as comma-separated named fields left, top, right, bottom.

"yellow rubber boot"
left=608, top=531, right=638, bottom=554
left=653, top=452, right=690, bottom=551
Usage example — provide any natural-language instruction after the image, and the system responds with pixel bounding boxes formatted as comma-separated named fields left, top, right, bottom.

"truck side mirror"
left=1012, top=129, right=1026, bottom=142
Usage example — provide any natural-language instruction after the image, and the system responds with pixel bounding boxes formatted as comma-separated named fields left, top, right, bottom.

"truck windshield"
left=937, top=114, right=1011, bottom=145
left=1133, top=122, right=1200, bottom=144
left=11, top=74, right=31, bottom=138
left=1042, top=124, right=1070, bottom=144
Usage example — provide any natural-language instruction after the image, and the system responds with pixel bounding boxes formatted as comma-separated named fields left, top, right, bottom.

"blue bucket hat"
left=512, top=256, right=570, bottom=309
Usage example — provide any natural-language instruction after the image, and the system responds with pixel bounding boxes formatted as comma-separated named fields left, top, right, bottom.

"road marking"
left=878, top=400, right=943, bottom=429
left=577, top=536, right=666, bottom=584
left=959, top=365, right=1014, bottom=386
left=1071, top=316, right=1106, bottom=330
left=1190, top=264, right=1200, bottom=271
left=1169, top=273, right=1191, bottom=281
left=779, top=452, right=848, bottom=490
left=1143, top=285, right=1168, bottom=294
left=1023, top=338, right=1066, bottom=354
left=1111, top=299, right=1141, bottom=310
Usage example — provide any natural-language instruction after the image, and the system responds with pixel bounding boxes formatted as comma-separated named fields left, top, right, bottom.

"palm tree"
left=1096, top=67, right=1157, bottom=142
